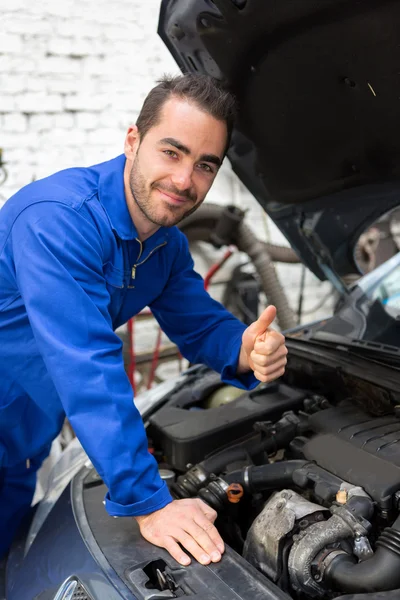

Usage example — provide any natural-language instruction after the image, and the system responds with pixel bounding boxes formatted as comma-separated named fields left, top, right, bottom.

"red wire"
left=204, top=247, right=235, bottom=291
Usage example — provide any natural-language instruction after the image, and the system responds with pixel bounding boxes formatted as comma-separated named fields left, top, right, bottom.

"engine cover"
left=303, top=404, right=400, bottom=509
left=148, top=372, right=305, bottom=471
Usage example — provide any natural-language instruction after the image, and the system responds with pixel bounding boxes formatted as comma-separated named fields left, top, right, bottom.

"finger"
left=254, top=331, right=285, bottom=355
left=174, top=529, right=214, bottom=565
left=182, top=519, right=222, bottom=562
left=254, top=364, right=286, bottom=383
left=162, top=536, right=192, bottom=566
left=253, top=305, right=277, bottom=336
left=242, top=306, right=277, bottom=347
left=252, top=356, right=287, bottom=376
left=250, top=345, right=287, bottom=368
left=193, top=514, right=225, bottom=554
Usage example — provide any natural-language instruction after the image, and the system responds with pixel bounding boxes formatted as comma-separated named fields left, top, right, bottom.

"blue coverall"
left=0, top=155, right=256, bottom=557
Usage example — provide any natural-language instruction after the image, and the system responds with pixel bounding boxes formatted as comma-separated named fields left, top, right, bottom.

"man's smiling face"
left=124, top=97, right=227, bottom=230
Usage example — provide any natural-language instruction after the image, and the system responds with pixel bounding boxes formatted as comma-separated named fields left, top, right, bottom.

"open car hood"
left=158, top=0, right=400, bottom=286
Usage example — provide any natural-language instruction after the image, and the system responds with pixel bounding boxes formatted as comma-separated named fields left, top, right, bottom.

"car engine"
left=146, top=361, right=400, bottom=599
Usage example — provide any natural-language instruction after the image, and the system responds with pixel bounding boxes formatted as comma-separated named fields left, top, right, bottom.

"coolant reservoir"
left=203, top=385, right=246, bottom=408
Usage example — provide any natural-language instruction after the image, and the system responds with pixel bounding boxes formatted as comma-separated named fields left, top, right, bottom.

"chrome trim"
left=54, top=577, right=78, bottom=600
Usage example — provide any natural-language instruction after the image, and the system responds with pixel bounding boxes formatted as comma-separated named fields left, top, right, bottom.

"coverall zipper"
left=131, top=239, right=167, bottom=280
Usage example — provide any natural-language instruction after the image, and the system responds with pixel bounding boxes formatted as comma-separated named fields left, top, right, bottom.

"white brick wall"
left=0, top=0, right=335, bottom=349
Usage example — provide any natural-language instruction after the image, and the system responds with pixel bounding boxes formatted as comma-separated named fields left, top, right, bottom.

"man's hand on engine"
left=239, top=305, right=288, bottom=382
left=134, top=498, right=225, bottom=566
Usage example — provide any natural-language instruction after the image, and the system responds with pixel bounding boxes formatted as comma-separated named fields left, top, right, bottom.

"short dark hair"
left=136, top=73, right=236, bottom=155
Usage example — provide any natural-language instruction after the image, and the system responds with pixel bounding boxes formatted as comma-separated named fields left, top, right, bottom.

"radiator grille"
left=72, top=584, right=90, bottom=600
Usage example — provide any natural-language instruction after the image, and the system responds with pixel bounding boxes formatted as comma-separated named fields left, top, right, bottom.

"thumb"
left=242, top=305, right=277, bottom=352
left=252, top=305, right=277, bottom=336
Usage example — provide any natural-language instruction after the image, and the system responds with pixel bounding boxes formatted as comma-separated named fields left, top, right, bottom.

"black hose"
left=325, top=515, right=400, bottom=593
left=179, top=204, right=297, bottom=330
left=224, top=460, right=309, bottom=492
left=201, top=445, right=252, bottom=475
left=335, top=590, right=400, bottom=600
left=173, top=417, right=300, bottom=499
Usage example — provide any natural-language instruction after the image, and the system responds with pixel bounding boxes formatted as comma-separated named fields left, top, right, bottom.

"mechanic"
left=0, top=74, right=288, bottom=566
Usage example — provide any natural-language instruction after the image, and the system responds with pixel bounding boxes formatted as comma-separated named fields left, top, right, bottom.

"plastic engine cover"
left=148, top=373, right=305, bottom=471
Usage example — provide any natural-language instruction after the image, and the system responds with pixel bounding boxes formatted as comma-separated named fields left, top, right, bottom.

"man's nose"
left=170, top=165, right=193, bottom=190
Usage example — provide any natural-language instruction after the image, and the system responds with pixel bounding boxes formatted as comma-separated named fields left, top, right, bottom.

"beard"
left=129, top=154, right=201, bottom=228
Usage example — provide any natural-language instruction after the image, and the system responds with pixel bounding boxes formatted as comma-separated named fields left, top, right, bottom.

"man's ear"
left=124, top=125, right=141, bottom=161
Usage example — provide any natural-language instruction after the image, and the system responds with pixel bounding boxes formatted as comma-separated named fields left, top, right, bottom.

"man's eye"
left=163, top=149, right=177, bottom=158
left=198, top=163, right=213, bottom=173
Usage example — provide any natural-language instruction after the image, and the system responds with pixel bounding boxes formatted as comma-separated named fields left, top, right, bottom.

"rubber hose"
left=325, top=515, right=400, bottom=593
left=235, top=225, right=296, bottom=330
left=335, top=590, right=400, bottom=600
left=262, top=242, right=300, bottom=264
left=201, top=446, right=251, bottom=475
left=179, top=204, right=296, bottom=330
left=180, top=206, right=300, bottom=264
left=224, top=460, right=309, bottom=492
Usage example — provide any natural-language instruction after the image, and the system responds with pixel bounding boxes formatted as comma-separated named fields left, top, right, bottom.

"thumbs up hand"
left=239, top=305, right=288, bottom=382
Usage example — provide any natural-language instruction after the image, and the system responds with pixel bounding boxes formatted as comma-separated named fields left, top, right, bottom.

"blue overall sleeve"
left=151, top=233, right=258, bottom=390
left=11, top=201, right=172, bottom=516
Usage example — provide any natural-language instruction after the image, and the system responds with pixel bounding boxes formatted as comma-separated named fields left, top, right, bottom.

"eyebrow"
left=159, top=137, right=222, bottom=168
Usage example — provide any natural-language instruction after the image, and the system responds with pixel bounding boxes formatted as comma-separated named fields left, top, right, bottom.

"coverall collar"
left=98, top=154, right=168, bottom=246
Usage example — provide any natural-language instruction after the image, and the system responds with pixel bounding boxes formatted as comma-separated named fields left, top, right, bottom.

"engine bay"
left=143, top=356, right=400, bottom=599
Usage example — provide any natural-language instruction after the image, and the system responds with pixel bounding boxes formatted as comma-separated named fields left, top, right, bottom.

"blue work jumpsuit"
left=0, top=155, right=256, bottom=557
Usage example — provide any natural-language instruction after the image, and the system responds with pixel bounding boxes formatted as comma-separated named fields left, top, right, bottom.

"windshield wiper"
left=310, top=332, right=400, bottom=365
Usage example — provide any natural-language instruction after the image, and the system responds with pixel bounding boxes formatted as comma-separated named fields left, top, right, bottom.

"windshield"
left=357, top=252, right=400, bottom=320
left=310, top=253, right=400, bottom=352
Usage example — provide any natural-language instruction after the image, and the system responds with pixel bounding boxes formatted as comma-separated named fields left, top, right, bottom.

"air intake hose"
left=224, top=460, right=310, bottom=492
left=324, top=514, right=400, bottom=593
left=172, top=416, right=300, bottom=499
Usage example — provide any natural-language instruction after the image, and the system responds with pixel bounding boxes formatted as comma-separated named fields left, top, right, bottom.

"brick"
left=43, top=75, right=83, bottom=94
left=64, top=93, right=111, bottom=112
left=29, top=114, right=55, bottom=132
left=37, top=56, right=81, bottom=76
left=87, top=128, right=123, bottom=146
left=38, top=128, right=86, bottom=147
left=1, top=16, right=53, bottom=36
left=81, top=57, right=106, bottom=76
left=47, top=37, right=75, bottom=56
left=3, top=147, right=28, bottom=164
left=0, top=74, right=26, bottom=94
left=22, top=36, right=48, bottom=57
left=39, top=2, right=77, bottom=19
left=15, top=93, right=63, bottom=113
left=56, top=20, right=103, bottom=39
left=75, top=112, right=100, bottom=130
left=103, top=24, right=145, bottom=42
left=108, top=93, right=142, bottom=112
left=0, top=56, right=37, bottom=75
left=47, top=36, right=103, bottom=59
left=0, top=95, right=16, bottom=112
left=53, top=113, right=75, bottom=129
left=2, top=113, right=28, bottom=133
left=71, top=38, right=104, bottom=57
left=0, top=34, right=23, bottom=54
left=0, top=131, right=39, bottom=149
